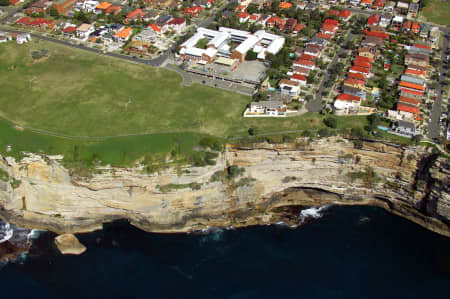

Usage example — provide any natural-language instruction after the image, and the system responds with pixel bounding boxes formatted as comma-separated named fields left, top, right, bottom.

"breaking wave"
left=300, top=205, right=332, bottom=223
left=0, top=222, right=14, bottom=244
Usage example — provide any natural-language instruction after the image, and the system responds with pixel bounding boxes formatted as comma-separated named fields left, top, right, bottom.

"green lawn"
left=0, top=40, right=371, bottom=167
left=421, top=0, right=450, bottom=26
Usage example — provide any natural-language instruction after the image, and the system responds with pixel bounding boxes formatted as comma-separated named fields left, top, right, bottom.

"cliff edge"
left=0, top=137, right=448, bottom=237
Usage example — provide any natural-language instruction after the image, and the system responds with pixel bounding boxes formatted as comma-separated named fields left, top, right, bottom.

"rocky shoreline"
left=0, top=137, right=448, bottom=238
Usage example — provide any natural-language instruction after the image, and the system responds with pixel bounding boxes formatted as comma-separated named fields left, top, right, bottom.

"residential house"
left=292, top=66, right=310, bottom=76
left=367, top=14, right=380, bottom=26
left=334, top=93, right=361, bottom=114
left=392, top=120, right=418, bottom=137
left=291, top=73, right=307, bottom=85
left=411, top=22, right=420, bottom=34
left=403, top=20, right=412, bottom=32
left=339, top=10, right=351, bottom=21
left=248, top=14, right=260, bottom=23
left=362, top=36, right=384, bottom=47
left=184, top=6, right=203, bottom=17
left=62, top=25, right=77, bottom=36
left=96, top=2, right=112, bottom=14
left=25, top=0, right=52, bottom=15
left=105, top=5, right=122, bottom=15
left=342, top=86, right=366, bottom=99
left=400, top=74, right=425, bottom=86
left=344, top=78, right=365, bottom=89
left=391, top=16, right=404, bottom=31
left=360, top=0, right=373, bottom=8
left=279, top=2, right=292, bottom=9
left=429, top=27, right=440, bottom=48
left=237, top=12, right=250, bottom=23
left=81, top=1, right=99, bottom=13
left=167, top=18, right=186, bottom=32
left=407, top=3, right=419, bottom=19
left=358, top=46, right=379, bottom=60
left=384, top=1, right=395, bottom=11
left=405, top=68, right=426, bottom=79
left=419, top=23, right=430, bottom=39
left=193, top=0, right=212, bottom=8
left=372, top=0, right=385, bottom=9
left=293, top=59, right=315, bottom=70
left=279, top=79, right=301, bottom=97
left=285, top=18, right=297, bottom=31
left=379, top=13, right=392, bottom=27
left=52, top=0, right=77, bottom=14
left=16, top=33, right=31, bottom=44
left=405, top=53, right=429, bottom=67
left=396, top=1, right=409, bottom=14
left=349, top=65, right=370, bottom=76
left=398, top=96, right=421, bottom=107
left=247, top=101, right=288, bottom=117
left=125, top=9, right=147, bottom=23
left=76, top=23, right=94, bottom=40
left=348, top=72, right=367, bottom=81
left=114, top=26, right=133, bottom=42
left=304, top=44, right=321, bottom=57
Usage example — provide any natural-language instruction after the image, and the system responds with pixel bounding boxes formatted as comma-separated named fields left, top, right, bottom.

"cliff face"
left=0, top=137, right=448, bottom=237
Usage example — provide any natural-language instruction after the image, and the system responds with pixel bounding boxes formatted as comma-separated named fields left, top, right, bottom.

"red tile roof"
left=62, top=26, right=77, bottom=33
left=400, top=88, right=423, bottom=96
left=317, top=32, right=333, bottom=40
left=355, top=55, right=372, bottom=63
left=294, top=23, right=305, bottom=32
left=397, top=104, right=419, bottom=114
left=398, top=96, right=421, bottom=106
left=367, top=14, right=380, bottom=26
left=299, top=54, right=316, bottom=61
left=296, top=59, right=315, bottom=66
left=237, top=12, right=249, bottom=18
left=323, top=19, right=339, bottom=26
left=413, top=43, right=431, bottom=50
left=168, top=17, right=185, bottom=25
left=344, top=78, right=365, bottom=87
left=337, top=93, right=361, bottom=102
left=347, top=72, right=367, bottom=81
left=291, top=74, right=307, bottom=81
left=328, top=10, right=339, bottom=16
left=149, top=24, right=161, bottom=32
left=16, top=17, right=30, bottom=25
left=405, top=68, right=426, bottom=77
left=339, top=10, right=351, bottom=19
left=399, top=81, right=424, bottom=91
left=353, top=59, right=372, bottom=69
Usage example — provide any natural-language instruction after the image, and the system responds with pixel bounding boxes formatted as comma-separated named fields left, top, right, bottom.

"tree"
left=48, top=7, right=59, bottom=17
left=411, top=134, right=422, bottom=144
left=245, top=50, right=258, bottom=60
left=248, top=127, right=256, bottom=136
left=324, top=116, right=338, bottom=129
left=0, top=0, right=10, bottom=6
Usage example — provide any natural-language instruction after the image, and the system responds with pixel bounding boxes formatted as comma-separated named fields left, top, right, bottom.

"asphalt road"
left=306, top=31, right=353, bottom=112
left=427, top=31, right=449, bottom=140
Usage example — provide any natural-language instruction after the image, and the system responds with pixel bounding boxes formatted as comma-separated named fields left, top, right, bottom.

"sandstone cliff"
left=0, top=137, right=448, bottom=237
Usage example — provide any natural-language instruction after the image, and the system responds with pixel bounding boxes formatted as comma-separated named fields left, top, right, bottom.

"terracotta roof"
left=367, top=14, right=380, bottom=26
left=323, top=19, right=339, bottom=26
left=347, top=72, right=367, bottom=81
left=280, top=2, right=292, bottom=9
left=168, top=17, right=185, bottom=25
left=237, top=12, right=249, bottom=18
left=355, top=55, right=372, bottom=63
left=299, top=54, right=316, bottom=61
left=339, top=10, right=351, bottom=18
left=96, top=2, right=112, bottom=10
left=398, top=96, right=421, bottom=106
left=405, top=68, right=426, bottom=77
left=62, top=26, right=77, bottom=33
left=353, top=59, right=372, bottom=69
left=317, top=32, right=333, bottom=40
left=149, top=24, right=161, bottom=32
left=115, top=27, right=132, bottom=39
left=291, top=73, right=307, bottom=81
left=328, top=10, right=339, bottom=16
left=413, top=43, right=430, bottom=50
left=16, top=17, right=30, bottom=25
left=294, top=23, right=305, bottom=31
left=400, top=88, right=423, bottom=96
left=294, top=59, right=315, bottom=66
left=344, top=78, right=365, bottom=87
left=399, top=81, right=424, bottom=91
left=337, top=93, right=361, bottom=102
left=279, top=79, right=300, bottom=86
left=397, top=104, right=419, bottom=114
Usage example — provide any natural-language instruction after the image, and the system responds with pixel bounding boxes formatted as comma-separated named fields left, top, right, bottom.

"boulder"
left=54, top=234, right=86, bottom=255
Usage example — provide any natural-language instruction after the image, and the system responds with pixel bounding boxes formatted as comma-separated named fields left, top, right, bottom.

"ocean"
left=0, top=205, right=449, bottom=299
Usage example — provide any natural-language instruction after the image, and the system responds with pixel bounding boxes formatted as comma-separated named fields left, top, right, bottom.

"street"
left=427, top=28, right=449, bottom=140
left=306, top=30, right=353, bottom=112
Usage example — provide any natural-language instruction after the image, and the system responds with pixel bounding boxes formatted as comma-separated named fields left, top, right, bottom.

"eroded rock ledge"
left=0, top=137, right=448, bottom=237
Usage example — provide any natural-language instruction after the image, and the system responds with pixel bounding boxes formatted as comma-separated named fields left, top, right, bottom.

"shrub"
left=227, top=165, right=245, bottom=179
left=323, top=116, right=338, bottom=128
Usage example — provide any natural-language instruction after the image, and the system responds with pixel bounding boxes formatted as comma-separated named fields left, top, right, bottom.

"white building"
left=82, top=1, right=100, bottom=13
left=244, top=100, right=289, bottom=117
left=16, top=33, right=31, bottom=44
left=76, top=23, right=95, bottom=41
left=179, top=27, right=284, bottom=63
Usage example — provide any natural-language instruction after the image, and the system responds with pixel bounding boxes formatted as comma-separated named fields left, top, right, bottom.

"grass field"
left=0, top=40, right=370, bottom=167
left=421, top=0, right=450, bottom=27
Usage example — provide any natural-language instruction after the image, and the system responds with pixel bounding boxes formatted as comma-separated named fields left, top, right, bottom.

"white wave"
left=0, top=222, right=14, bottom=244
left=27, top=229, right=46, bottom=241
left=300, top=205, right=332, bottom=223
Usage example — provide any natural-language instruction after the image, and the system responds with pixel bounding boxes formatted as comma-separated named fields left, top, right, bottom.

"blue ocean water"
left=1, top=205, right=449, bottom=299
